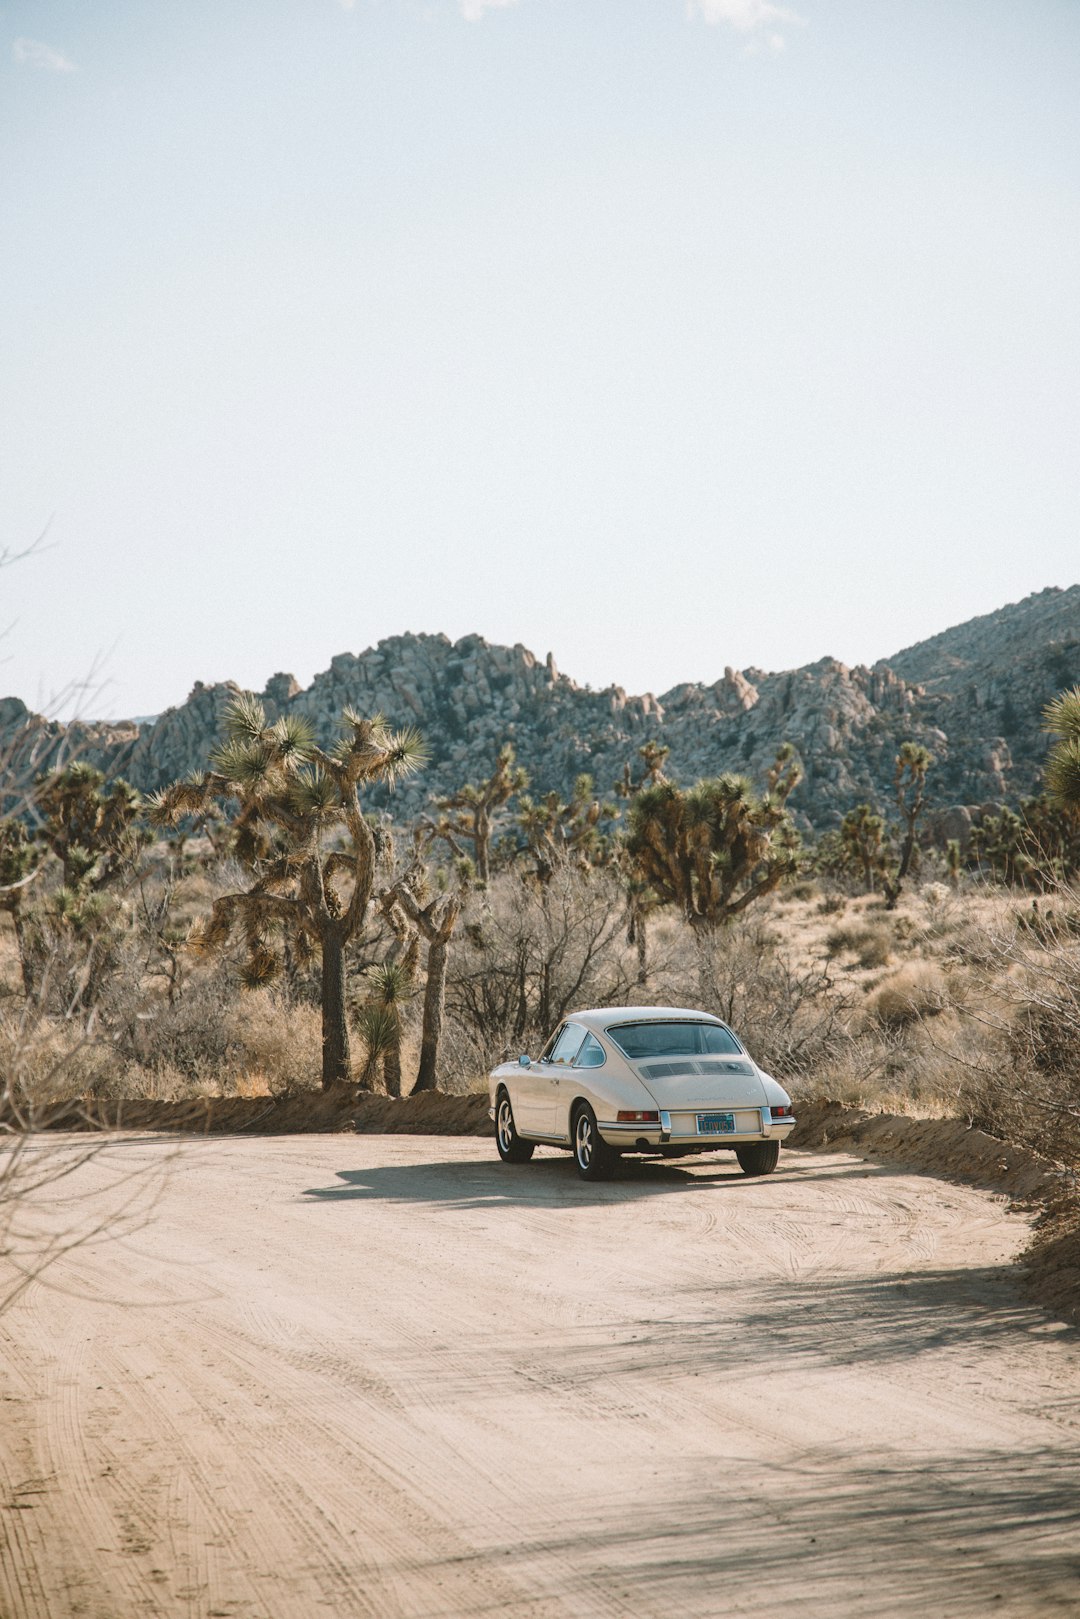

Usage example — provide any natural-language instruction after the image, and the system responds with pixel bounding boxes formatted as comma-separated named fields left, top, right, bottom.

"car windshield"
left=606, top=1021, right=743, bottom=1060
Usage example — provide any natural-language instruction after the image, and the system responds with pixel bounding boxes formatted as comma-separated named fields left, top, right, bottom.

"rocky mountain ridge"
left=3, top=585, right=1078, bottom=831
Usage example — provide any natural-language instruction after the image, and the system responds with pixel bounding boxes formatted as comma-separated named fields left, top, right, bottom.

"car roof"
left=567, top=1006, right=725, bottom=1032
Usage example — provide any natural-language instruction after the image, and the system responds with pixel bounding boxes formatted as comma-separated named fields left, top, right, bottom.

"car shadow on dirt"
left=301, top=1150, right=886, bottom=1209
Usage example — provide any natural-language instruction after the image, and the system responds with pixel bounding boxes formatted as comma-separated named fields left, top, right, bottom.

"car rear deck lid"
left=642, top=1059, right=754, bottom=1079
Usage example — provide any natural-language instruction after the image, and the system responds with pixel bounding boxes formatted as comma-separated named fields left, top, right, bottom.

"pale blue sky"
left=2, top=0, right=1079, bottom=719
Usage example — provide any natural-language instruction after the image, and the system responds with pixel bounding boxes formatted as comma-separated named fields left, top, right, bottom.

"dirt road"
left=1, top=1134, right=1078, bottom=1618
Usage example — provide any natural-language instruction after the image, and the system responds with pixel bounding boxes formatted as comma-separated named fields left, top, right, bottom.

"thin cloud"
left=460, top=0, right=518, bottom=18
left=12, top=37, right=76, bottom=72
left=690, top=0, right=804, bottom=48
left=331, top=0, right=516, bottom=17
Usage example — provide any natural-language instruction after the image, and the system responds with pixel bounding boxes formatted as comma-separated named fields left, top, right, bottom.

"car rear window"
left=606, top=1021, right=743, bottom=1059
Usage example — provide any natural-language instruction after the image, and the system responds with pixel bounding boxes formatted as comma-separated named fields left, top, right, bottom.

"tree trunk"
left=413, top=937, right=449, bottom=1093
left=320, top=927, right=351, bottom=1089
left=9, top=904, right=37, bottom=1003
left=636, top=912, right=648, bottom=983
left=383, top=1032, right=402, bottom=1099
left=475, top=816, right=490, bottom=883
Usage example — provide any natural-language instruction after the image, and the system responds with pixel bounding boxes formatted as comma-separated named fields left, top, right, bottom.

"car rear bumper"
left=599, top=1110, right=795, bottom=1149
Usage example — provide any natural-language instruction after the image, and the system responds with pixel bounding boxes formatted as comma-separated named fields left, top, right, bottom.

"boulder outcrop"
left=3, top=586, right=1077, bottom=830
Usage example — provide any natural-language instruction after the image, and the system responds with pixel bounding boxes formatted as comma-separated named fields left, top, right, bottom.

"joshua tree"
left=426, top=744, right=528, bottom=882
left=516, top=774, right=619, bottom=883
left=612, top=741, right=672, bottom=977
left=625, top=745, right=802, bottom=930
left=33, top=763, right=151, bottom=893
left=383, top=869, right=462, bottom=1092
left=838, top=803, right=889, bottom=893
left=969, top=795, right=1080, bottom=889
left=1043, top=686, right=1080, bottom=815
left=882, top=742, right=934, bottom=909
left=615, top=739, right=670, bottom=800
left=149, top=695, right=425, bottom=1090
left=0, top=819, right=44, bottom=998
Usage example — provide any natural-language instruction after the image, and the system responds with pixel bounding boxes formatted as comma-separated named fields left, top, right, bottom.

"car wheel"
left=496, top=1090, right=535, bottom=1164
left=736, top=1141, right=780, bottom=1176
left=573, top=1103, right=616, bottom=1181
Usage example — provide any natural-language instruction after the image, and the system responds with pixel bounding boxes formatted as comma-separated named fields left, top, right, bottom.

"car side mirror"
left=519, top=1054, right=531, bottom=1068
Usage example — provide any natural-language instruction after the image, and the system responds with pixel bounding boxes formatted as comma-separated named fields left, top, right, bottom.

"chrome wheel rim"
left=575, top=1114, right=593, bottom=1169
left=497, top=1099, right=514, bottom=1153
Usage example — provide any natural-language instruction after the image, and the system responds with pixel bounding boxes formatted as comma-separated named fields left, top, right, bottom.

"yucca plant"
left=614, top=739, right=671, bottom=800
left=0, top=819, right=44, bottom=998
left=838, top=803, right=889, bottom=893
left=356, top=958, right=418, bottom=1096
left=150, top=696, right=427, bottom=1089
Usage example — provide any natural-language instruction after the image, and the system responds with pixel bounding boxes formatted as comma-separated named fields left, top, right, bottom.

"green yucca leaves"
left=240, top=946, right=280, bottom=989
left=355, top=1002, right=398, bottom=1057
left=366, top=960, right=414, bottom=1007
left=210, top=739, right=275, bottom=789
left=380, top=725, right=429, bottom=785
left=222, top=693, right=267, bottom=743
left=1045, top=737, right=1080, bottom=811
left=288, top=768, right=340, bottom=818
left=271, top=712, right=315, bottom=762
left=1043, top=686, right=1080, bottom=743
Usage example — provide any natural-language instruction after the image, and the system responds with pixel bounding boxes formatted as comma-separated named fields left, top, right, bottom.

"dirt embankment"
left=788, top=1100, right=1080, bottom=1326
left=27, top=1088, right=495, bottom=1138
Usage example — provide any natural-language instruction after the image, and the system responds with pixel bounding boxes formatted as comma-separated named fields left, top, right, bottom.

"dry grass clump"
left=825, top=921, right=894, bottom=969
left=0, top=1012, right=125, bottom=1106
left=865, top=962, right=949, bottom=1028
left=224, top=991, right=322, bottom=1097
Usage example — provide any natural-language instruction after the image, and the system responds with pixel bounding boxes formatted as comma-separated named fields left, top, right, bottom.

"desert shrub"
left=783, top=880, right=820, bottom=904
left=445, top=862, right=636, bottom=1072
left=111, top=972, right=239, bottom=1081
left=225, top=991, right=322, bottom=1096
left=814, top=1019, right=967, bottom=1115
left=825, top=922, right=893, bottom=968
left=0, top=1010, right=124, bottom=1104
left=921, top=881, right=952, bottom=915
left=866, top=962, right=948, bottom=1028
left=817, top=893, right=847, bottom=916
left=666, top=922, right=855, bottom=1081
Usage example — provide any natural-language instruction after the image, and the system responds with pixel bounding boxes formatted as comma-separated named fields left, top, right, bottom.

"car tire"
left=572, top=1103, right=617, bottom=1181
left=496, top=1090, right=535, bottom=1164
left=736, top=1141, right=780, bottom=1177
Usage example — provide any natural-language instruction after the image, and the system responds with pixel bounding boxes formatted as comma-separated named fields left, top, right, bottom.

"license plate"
left=697, top=1111, right=736, bottom=1135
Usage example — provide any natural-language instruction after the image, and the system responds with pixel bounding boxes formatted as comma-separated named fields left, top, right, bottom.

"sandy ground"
left=1, top=1135, right=1078, bottom=1619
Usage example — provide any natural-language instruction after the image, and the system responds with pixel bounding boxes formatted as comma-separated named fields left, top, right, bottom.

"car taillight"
left=771, top=1105, right=790, bottom=1117
left=617, top=1110, right=659, bottom=1123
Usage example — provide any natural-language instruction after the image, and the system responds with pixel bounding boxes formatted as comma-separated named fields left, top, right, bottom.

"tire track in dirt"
left=2, top=1134, right=1078, bottom=1619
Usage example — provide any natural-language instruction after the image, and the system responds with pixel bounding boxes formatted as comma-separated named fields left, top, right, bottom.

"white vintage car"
left=488, top=1006, right=796, bottom=1181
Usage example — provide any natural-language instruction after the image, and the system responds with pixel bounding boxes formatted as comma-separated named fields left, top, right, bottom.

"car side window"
left=546, top=1023, right=587, bottom=1066
left=539, top=1025, right=564, bottom=1062
left=573, top=1033, right=606, bottom=1069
